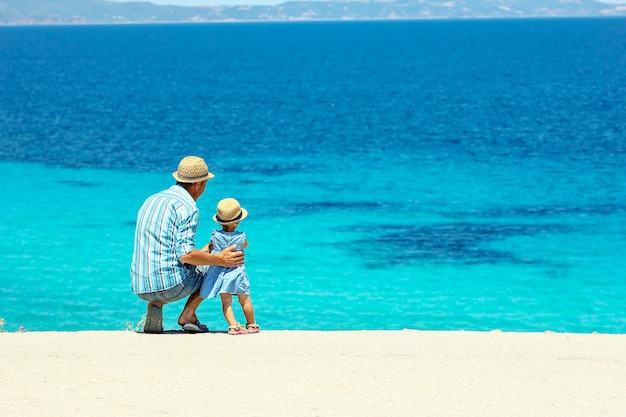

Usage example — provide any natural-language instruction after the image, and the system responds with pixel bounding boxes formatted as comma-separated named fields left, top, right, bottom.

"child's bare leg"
left=237, top=294, right=256, bottom=325
left=220, top=293, right=238, bottom=327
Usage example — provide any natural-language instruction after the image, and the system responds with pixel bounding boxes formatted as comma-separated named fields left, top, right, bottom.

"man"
left=131, top=156, right=244, bottom=333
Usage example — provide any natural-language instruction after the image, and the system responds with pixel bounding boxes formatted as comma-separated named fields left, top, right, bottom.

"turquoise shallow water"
left=1, top=156, right=624, bottom=333
left=1, top=19, right=625, bottom=332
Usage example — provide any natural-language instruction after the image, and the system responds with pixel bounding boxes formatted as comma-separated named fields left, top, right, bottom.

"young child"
left=199, top=198, right=260, bottom=335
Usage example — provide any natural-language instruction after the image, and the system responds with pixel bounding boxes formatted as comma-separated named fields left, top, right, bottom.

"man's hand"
left=217, top=245, right=244, bottom=268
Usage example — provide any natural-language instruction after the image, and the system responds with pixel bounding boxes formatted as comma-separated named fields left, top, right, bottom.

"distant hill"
left=1, top=0, right=625, bottom=25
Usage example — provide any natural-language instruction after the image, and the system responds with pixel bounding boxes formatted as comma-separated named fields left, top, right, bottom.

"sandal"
left=228, top=324, right=247, bottom=335
left=246, top=323, right=261, bottom=334
left=181, top=320, right=209, bottom=333
left=143, top=305, right=163, bottom=334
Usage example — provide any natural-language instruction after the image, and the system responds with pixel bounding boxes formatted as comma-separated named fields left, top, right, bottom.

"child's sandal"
left=246, top=323, right=261, bottom=334
left=228, top=324, right=247, bottom=335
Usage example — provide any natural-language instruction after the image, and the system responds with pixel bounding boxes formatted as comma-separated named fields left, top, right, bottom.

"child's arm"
left=242, top=232, right=248, bottom=249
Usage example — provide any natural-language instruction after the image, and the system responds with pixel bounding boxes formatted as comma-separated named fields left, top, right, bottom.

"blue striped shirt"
left=131, top=185, right=199, bottom=294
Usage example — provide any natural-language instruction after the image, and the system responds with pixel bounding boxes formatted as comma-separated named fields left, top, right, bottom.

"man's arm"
left=179, top=245, right=243, bottom=268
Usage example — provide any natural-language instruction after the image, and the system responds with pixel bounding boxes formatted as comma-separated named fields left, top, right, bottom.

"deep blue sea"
left=1, top=18, right=625, bottom=333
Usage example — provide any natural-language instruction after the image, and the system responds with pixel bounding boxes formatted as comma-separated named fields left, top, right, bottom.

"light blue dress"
left=199, top=230, right=250, bottom=298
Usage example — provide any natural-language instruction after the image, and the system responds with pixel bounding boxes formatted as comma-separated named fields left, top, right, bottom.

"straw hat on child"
left=214, top=198, right=248, bottom=225
left=172, top=156, right=215, bottom=183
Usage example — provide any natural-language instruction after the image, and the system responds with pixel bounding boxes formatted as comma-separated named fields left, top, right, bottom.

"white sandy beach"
left=1, top=330, right=625, bottom=417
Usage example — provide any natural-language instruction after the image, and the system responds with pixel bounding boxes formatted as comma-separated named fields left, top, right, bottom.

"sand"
left=1, top=330, right=625, bottom=417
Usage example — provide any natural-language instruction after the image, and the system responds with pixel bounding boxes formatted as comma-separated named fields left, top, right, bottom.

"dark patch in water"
left=56, top=180, right=97, bottom=188
left=220, top=162, right=305, bottom=177
left=274, top=201, right=386, bottom=216
left=445, top=204, right=626, bottom=219
left=297, top=201, right=383, bottom=210
left=348, top=222, right=570, bottom=268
